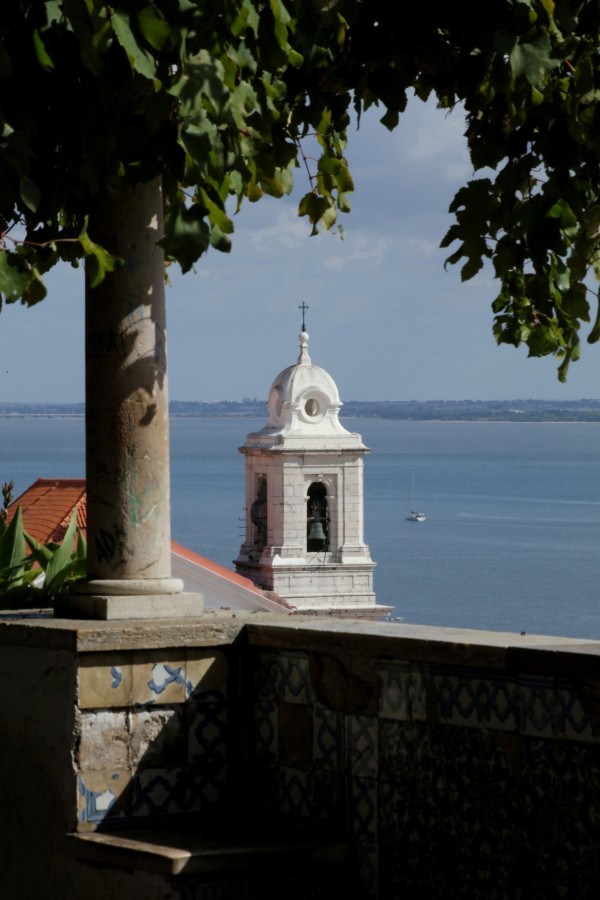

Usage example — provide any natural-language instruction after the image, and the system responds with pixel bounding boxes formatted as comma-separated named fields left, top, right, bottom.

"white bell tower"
left=235, top=316, right=388, bottom=617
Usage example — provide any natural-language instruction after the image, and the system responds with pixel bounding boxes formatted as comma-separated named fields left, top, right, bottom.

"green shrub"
left=0, top=507, right=86, bottom=609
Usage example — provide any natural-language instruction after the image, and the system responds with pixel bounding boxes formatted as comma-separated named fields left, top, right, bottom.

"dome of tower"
left=243, top=327, right=366, bottom=450
left=266, top=330, right=341, bottom=428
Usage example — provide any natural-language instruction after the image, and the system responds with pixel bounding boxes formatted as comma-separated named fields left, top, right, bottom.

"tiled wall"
left=75, top=637, right=600, bottom=898
left=248, top=649, right=600, bottom=899
left=76, top=649, right=230, bottom=829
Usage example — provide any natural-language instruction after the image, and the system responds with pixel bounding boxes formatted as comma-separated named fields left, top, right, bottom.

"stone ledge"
left=0, top=611, right=600, bottom=676
left=66, top=827, right=351, bottom=877
left=243, top=619, right=600, bottom=678
left=0, top=609, right=259, bottom=652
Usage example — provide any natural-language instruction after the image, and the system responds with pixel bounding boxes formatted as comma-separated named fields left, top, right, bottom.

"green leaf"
left=32, top=28, right=55, bottom=72
left=78, top=219, right=122, bottom=288
left=24, top=532, right=54, bottom=570
left=461, top=255, right=484, bottom=281
left=0, top=506, right=26, bottom=573
left=44, top=512, right=78, bottom=593
left=317, top=156, right=354, bottom=193
left=0, top=252, right=34, bottom=302
left=380, top=108, right=400, bottom=131
left=209, top=224, right=232, bottom=252
left=199, top=189, right=233, bottom=234
left=75, top=530, right=87, bottom=561
left=112, top=10, right=158, bottom=84
left=161, top=202, right=211, bottom=271
left=509, top=32, right=554, bottom=88
left=547, top=199, right=578, bottom=234
left=136, top=4, right=172, bottom=52
left=20, top=175, right=41, bottom=213
left=298, top=191, right=337, bottom=234
left=22, top=268, right=48, bottom=307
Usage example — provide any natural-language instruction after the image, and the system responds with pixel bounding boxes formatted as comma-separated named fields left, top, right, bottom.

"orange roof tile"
left=5, top=478, right=87, bottom=545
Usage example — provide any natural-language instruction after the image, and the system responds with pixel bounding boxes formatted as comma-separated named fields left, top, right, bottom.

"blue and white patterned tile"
left=307, top=768, right=342, bottom=821
left=435, top=670, right=522, bottom=732
left=79, top=653, right=133, bottom=709
left=185, top=763, right=227, bottom=812
left=132, top=653, right=186, bottom=705
left=132, top=767, right=187, bottom=817
left=255, top=701, right=278, bottom=761
left=379, top=661, right=426, bottom=722
left=277, top=652, right=311, bottom=705
left=313, top=707, right=342, bottom=771
left=187, top=694, right=228, bottom=775
left=185, top=651, right=229, bottom=699
left=519, top=677, right=597, bottom=741
left=279, top=766, right=311, bottom=817
left=77, top=769, right=131, bottom=826
left=346, top=715, right=378, bottom=778
left=254, top=651, right=279, bottom=701
left=378, top=719, right=436, bottom=790
left=483, top=676, right=520, bottom=732
left=347, top=775, right=378, bottom=843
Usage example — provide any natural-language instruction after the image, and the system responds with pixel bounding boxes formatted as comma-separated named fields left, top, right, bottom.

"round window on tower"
left=305, top=398, right=320, bottom=417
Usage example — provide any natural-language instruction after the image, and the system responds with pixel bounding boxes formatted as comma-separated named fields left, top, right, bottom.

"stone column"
left=56, top=178, right=200, bottom=619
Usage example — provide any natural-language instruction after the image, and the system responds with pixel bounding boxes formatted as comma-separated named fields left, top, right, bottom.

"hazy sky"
left=2, top=97, right=600, bottom=404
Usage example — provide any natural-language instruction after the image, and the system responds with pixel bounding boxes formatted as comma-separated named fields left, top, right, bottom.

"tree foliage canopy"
left=1, top=0, right=600, bottom=378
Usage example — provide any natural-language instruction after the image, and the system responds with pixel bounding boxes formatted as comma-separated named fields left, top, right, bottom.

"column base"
left=75, top=577, right=185, bottom=596
left=54, top=589, right=204, bottom=621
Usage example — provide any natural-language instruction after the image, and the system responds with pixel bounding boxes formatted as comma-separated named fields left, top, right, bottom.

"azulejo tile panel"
left=313, top=706, right=342, bottom=771
left=252, top=649, right=312, bottom=705
left=519, top=675, right=599, bottom=741
left=345, top=715, right=378, bottom=779
left=255, top=700, right=278, bottom=761
left=379, top=661, right=426, bottom=722
left=278, top=766, right=311, bottom=817
left=185, top=651, right=229, bottom=698
left=254, top=651, right=279, bottom=701
left=78, top=649, right=230, bottom=710
left=132, top=652, right=187, bottom=705
left=347, top=775, right=377, bottom=843
left=378, top=661, right=600, bottom=743
left=132, top=767, right=188, bottom=817
left=79, top=653, right=133, bottom=709
left=277, top=652, right=312, bottom=705
left=77, top=769, right=131, bottom=826
left=187, top=689, right=228, bottom=803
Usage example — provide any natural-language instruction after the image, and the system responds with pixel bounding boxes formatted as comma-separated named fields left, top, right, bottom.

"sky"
left=2, top=97, right=600, bottom=404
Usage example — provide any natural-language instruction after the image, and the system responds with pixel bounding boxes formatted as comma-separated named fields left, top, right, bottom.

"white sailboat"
left=405, top=478, right=426, bottom=522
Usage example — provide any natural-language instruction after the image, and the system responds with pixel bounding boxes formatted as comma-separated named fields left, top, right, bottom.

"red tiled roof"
left=5, top=478, right=87, bottom=545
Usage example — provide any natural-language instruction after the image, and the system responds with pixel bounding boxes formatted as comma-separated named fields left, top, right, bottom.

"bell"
left=308, top=519, right=326, bottom=544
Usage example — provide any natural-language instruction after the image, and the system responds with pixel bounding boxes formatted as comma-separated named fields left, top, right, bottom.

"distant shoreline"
left=2, top=401, right=600, bottom=425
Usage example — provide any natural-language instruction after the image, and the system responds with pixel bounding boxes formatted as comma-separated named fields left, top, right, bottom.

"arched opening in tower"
left=307, top=482, right=329, bottom=552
